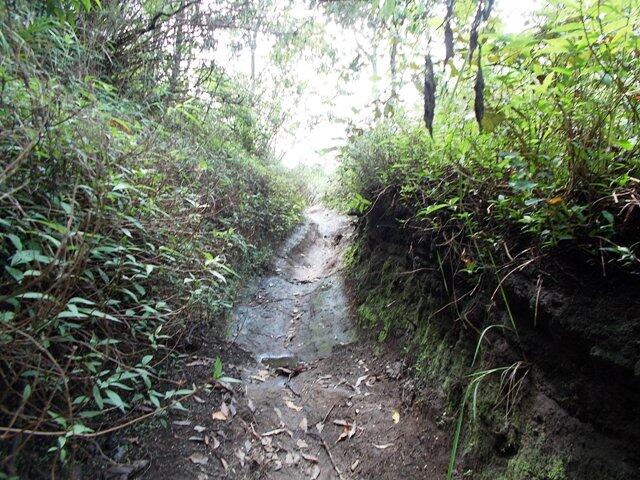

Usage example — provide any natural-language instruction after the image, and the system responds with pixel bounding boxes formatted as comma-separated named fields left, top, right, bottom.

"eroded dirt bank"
left=129, top=206, right=449, bottom=479
left=346, top=198, right=640, bottom=480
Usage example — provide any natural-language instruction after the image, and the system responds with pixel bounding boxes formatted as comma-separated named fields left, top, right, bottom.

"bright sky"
left=216, top=0, right=542, bottom=172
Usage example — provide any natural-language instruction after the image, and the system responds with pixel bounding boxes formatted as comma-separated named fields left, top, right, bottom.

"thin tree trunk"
left=170, top=4, right=185, bottom=94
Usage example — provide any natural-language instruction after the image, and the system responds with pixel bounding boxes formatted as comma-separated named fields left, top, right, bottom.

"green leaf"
left=5, top=266, right=24, bottom=282
left=212, top=356, right=223, bottom=380
left=10, top=250, right=54, bottom=266
left=417, top=203, right=449, bottom=217
left=69, top=422, right=93, bottom=435
left=104, top=389, right=126, bottom=412
left=5, top=234, right=22, bottom=251
left=15, top=292, right=52, bottom=300
left=380, top=0, right=396, bottom=19
left=22, top=384, right=32, bottom=402
left=93, top=385, right=104, bottom=409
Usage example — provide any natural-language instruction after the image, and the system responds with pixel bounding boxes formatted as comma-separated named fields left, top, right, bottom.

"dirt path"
left=135, top=207, right=448, bottom=480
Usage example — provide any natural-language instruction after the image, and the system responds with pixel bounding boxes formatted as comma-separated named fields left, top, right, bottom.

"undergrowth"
left=0, top=4, right=303, bottom=475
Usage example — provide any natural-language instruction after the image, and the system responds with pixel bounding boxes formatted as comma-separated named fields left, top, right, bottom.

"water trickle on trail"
left=138, top=207, right=448, bottom=480
left=215, top=207, right=447, bottom=479
left=230, top=206, right=356, bottom=365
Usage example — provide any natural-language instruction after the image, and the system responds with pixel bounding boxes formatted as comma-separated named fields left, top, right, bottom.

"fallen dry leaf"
left=296, top=438, right=309, bottom=449
left=392, top=410, right=400, bottom=424
left=212, top=410, right=227, bottom=421
left=336, top=427, right=349, bottom=443
left=354, top=375, right=368, bottom=388
left=251, top=369, right=271, bottom=382
left=315, top=422, right=324, bottom=434
left=301, top=452, right=319, bottom=463
left=235, top=448, right=246, bottom=467
left=173, top=420, right=191, bottom=427
left=351, top=459, right=360, bottom=472
left=310, top=464, right=321, bottom=479
left=193, top=395, right=205, bottom=404
left=206, top=435, right=220, bottom=450
left=185, top=360, right=207, bottom=367
left=299, top=417, right=308, bottom=432
left=189, top=452, right=209, bottom=465
left=188, top=436, right=205, bottom=442
left=373, top=443, right=394, bottom=449
left=285, top=452, right=295, bottom=466
left=274, top=407, right=283, bottom=422
left=220, top=457, right=228, bottom=470
left=336, top=420, right=356, bottom=443
left=194, top=425, right=206, bottom=433
left=261, top=428, right=287, bottom=437
left=285, top=399, right=303, bottom=412
left=348, top=421, right=357, bottom=439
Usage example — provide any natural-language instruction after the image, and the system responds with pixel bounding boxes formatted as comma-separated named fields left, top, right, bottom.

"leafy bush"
left=339, top=0, right=640, bottom=273
left=0, top=4, right=302, bottom=470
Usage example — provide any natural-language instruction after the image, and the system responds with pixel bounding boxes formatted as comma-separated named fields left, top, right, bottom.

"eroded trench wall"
left=345, top=198, right=640, bottom=480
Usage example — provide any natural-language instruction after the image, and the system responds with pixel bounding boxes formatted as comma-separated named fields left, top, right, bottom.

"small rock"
left=386, top=360, right=404, bottom=380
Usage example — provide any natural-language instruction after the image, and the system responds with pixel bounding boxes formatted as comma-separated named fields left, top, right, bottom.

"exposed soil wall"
left=346, top=197, right=640, bottom=480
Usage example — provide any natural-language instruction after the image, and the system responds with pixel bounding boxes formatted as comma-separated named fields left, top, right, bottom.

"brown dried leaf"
left=354, top=375, right=368, bottom=388
left=302, top=453, right=320, bottom=464
left=285, top=399, right=303, bottom=412
left=310, top=464, right=321, bottom=479
left=299, top=417, right=308, bottom=432
left=212, top=410, right=227, bottom=421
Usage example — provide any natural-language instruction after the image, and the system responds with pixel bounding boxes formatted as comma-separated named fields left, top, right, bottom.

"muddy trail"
left=132, top=206, right=449, bottom=480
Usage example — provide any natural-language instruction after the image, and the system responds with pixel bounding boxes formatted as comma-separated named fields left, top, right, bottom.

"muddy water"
left=230, top=206, right=356, bottom=364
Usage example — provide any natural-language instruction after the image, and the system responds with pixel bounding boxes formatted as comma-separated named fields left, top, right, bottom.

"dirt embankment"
left=348, top=197, right=640, bottom=480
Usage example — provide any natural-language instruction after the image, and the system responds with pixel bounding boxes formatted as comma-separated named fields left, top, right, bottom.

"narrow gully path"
left=138, top=206, right=448, bottom=480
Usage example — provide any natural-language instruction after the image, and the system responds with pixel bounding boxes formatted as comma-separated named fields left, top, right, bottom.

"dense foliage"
left=336, top=0, right=639, bottom=477
left=340, top=0, right=640, bottom=276
left=0, top=0, right=304, bottom=474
